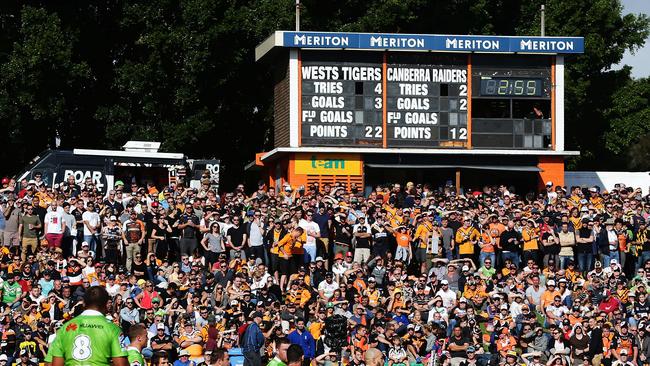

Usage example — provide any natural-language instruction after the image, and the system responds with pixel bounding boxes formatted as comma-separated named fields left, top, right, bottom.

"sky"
left=615, top=0, right=650, bottom=78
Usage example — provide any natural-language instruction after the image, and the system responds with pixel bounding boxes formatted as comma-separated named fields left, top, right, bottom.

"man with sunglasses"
left=18, top=205, right=41, bottom=261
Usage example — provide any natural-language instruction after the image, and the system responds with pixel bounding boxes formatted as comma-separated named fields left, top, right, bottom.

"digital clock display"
left=479, top=78, right=542, bottom=97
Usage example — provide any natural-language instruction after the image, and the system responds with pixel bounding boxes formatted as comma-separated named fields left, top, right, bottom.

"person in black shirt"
left=151, top=324, right=175, bottom=358
left=446, top=325, right=470, bottom=361
left=500, top=221, right=522, bottom=268
left=227, top=217, right=247, bottom=259
left=370, top=218, right=390, bottom=258
left=332, top=214, right=352, bottom=256
left=178, top=206, right=199, bottom=258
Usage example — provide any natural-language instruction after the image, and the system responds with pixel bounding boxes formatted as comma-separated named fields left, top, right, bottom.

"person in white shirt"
left=434, top=279, right=457, bottom=310
left=317, top=272, right=338, bottom=301
left=248, top=211, right=266, bottom=263
left=105, top=275, right=121, bottom=297
left=44, top=201, right=66, bottom=251
left=81, top=202, right=101, bottom=252
left=299, top=211, right=320, bottom=263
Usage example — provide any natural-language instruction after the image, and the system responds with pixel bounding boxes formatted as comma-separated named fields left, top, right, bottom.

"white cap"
left=109, top=215, right=117, bottom=221
left=459, top=297, right=468, bottom=303
left=440, top=280, right=449, bottom=285
left=546, top=181, right=553, bottom=186
left=462, top=265, right=470, bottom=271
left=0, top=355, right=8, bottom=361
left=500, top=304, right=508, bottom=310
left=547, top=280, right=556, bottom=286
left=611, top=259, right=618, bottom=265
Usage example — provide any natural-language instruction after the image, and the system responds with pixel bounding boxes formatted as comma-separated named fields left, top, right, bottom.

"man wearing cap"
left=612, top=323, right=638, bottom=365
left=241, top=311, right=265, bottom=366
left=612, top=349, right=635, bottom=366
left=455, top=217, right=479, bottom=262
left=122, top=211, right=145, bottom=271
left=459, top=345, right=478, bottom=366
left=151, top=323, right=173, bottom=354
left=102, top=216, right=123, bottom=265
left=352, top=216, right=372, bottom=263
left=435, top=279, right=457, bottom=310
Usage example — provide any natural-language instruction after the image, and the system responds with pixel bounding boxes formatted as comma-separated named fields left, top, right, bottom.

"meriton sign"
left=282, top=31, right=584, bottom=54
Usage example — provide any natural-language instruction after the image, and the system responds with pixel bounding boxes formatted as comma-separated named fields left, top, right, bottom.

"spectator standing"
left=241, top=312, right=265, bottom=366
left=44, top=202, right=65, bottom=252
left=178, top=206, right=199, bottom=258
left=81, top=202, right=100, bottom=252
left=122, top=211, right=144, bottom=271
left=18, top=205, right=41, bottom=261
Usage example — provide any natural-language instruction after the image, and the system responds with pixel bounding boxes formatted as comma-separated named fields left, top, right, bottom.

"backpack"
left=238, top=322, right=250, bottom=346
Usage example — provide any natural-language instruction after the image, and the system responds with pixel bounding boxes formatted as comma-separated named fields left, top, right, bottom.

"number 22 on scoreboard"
left=450, top=127, right=467, bottom=140
left=365, top=126, right=382, bottom=138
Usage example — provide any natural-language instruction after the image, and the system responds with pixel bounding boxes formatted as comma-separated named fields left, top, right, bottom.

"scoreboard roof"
left=256, top=31, right=584, bottom=60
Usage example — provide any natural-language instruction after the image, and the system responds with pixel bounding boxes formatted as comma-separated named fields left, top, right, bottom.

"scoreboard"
left=257, top=31, right=584, bottom=151
left=385, top=53, right=468, bottom=148
left=301, top=51, right=469, bottom=148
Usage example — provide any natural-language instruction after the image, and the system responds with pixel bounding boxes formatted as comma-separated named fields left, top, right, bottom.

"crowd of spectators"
left=0, top=173, right=650, bottom=366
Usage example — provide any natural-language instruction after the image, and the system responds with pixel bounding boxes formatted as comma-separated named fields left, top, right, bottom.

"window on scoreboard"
left=471, top=99, right=552, bottom=150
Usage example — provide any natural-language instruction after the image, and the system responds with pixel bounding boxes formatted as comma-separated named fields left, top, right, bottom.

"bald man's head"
left=365, top=348, right=384, bottom=366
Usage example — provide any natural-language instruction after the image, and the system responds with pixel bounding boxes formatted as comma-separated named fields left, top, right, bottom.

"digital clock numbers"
left=479, top=78, right=542, bottom=97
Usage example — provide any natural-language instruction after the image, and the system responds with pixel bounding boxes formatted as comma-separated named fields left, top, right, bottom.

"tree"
left=0, top=6, right=92, bottom=175
left=604, top=77, right=650, bottom=166
left=0, top=0, right=648, bottom=187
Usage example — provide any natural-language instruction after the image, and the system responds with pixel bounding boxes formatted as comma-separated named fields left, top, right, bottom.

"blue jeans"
left=559, top=255, right=573, bottom=269
left=83, top=234, right=99, bottom=253
left=501, top=251, right=520, bottom=269
left=303, top=245, right=317, bottom=263
left=638, top=251, right=650, bottom=269
left=479, top=252, right=495, bottom=267
left=577, top=253, right=593, bottom=272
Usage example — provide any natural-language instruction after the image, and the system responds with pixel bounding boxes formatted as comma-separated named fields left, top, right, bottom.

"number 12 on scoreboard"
left=450, top=127, right=467, bottom=140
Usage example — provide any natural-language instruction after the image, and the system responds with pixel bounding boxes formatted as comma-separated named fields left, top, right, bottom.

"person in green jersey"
left=266, top=337, right=290, bottom=366
left=2, top=272, right=23, bottom=308
left=126, top=324, right=147, bottom=366
left=46, top=286, right=128, bottom=366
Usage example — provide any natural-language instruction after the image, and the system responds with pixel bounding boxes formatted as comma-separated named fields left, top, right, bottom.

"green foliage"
left=605, top=78, right=650, bottom=154
left=0, top=0, right=648, bottom=186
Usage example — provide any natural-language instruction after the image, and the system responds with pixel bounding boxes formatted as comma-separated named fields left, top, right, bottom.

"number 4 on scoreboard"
left=450, top=127, right=467, bottom=140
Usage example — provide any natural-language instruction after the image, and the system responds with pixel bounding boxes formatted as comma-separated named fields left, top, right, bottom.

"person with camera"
left=101, top=216, right=122, bottom=265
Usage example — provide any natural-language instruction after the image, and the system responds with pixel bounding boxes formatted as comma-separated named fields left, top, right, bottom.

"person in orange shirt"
left=456, top=218, right=480, bottom=260
left=539, top=279, right=561, bottom=312
left=495, top=328, right=517, bottom=357
left=275, top=227, right=304, bottom=290
left=479, top=223, right=497, bottom=266
left=285, top=280, right=311, bottom=308
left=391, top=226, right=411, bottom=263
left=522, top=219, right=540, bottom=265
